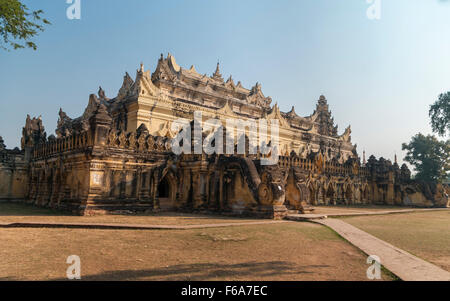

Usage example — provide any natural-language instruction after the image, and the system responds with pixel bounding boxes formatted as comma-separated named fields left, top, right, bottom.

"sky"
left=1, top=0, right=449, bottom=166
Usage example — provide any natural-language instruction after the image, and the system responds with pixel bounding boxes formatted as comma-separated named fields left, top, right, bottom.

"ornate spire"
left=363, top=150, right=366, bottom=165
left=315, top=95, right=338, bottom=137
left=395, top=153, right=398, bottom=164
left=212, top=61, right=223, bottom=81
left=318, top=95, right=327, bottom=105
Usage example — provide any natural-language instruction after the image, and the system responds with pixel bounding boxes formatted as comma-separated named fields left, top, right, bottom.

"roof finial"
left=363, top=150, right=366, bottom=165
left=98, top=86, right=106, bottom=99
left=212, top=60, right=223, bottom=81
left=395, top=153, right=398, bottom=164
left=215, top=60, right=220, bottom=73
left=140, top=62, right=144, bottom=72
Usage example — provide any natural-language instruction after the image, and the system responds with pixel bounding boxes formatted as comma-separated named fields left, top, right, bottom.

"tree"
left=402, top=134, right=449, bottom=182
left=0, top=0, right=50, bottom=51
left=429, top=92, right=450, bottom=137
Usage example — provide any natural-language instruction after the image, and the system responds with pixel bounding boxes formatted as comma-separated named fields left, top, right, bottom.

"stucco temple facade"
left=1, top=54, right=448, bottom=217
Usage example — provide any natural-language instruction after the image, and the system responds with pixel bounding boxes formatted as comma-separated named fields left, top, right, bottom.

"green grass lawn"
left=341, top=211, right=450, bottom=271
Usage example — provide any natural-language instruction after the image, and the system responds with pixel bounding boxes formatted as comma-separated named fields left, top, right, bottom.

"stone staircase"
left=299, top=201, right=315, bottom=214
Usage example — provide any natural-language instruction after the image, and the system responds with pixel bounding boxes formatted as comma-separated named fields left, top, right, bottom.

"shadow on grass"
left=44, top=261, right=331, bottom=281
left=0, top=202, right=69, bottom=217
left=0, top=201, right=266, bottom=221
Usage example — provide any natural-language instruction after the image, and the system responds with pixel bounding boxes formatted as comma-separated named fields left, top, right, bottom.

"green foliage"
left=0, top=0, right=50, bottom=51
left=402, top=134, right=449, bottom=183
left=429, top=92, right=450, bottom=137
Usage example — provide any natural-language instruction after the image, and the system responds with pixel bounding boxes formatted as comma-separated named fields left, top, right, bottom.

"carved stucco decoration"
left=339, top=126, right=352, bottom=143
left=265, top=103, right=290, bottom=129
left=128, top=133, right=137, bottom=150
left=158, top=121, right=176, bottom=138
left=129, top=63, right=162, bottom=98
left=147, top=136, right=155, bottom=151
left=137, top=134, right=147, bottom=151
left=246, top=82, right=272, bottom=109
left=116, top=72, right=134, bottom=101
left=315, top=152, right=325, bottom=174
left=216, top=100, right=238, bottom=118
left=118, top=131, right=127, bottom=147
left=107, top=130, right=118, bottom=146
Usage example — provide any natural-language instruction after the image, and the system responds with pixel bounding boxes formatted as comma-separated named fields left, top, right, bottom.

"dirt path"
left=314, top=218, right=450, bottom=281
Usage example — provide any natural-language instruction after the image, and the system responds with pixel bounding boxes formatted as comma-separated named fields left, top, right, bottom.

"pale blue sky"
left=1, top=0, right=449, bottom=165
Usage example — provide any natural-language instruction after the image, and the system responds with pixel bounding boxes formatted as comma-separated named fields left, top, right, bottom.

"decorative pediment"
left=203, top=80, right=215, bottom=93
left=225, top=76, right=235, bottom=89
left=188, top=65, right=198, bottom=74
left=116, top=72, right=134, bottom=100
left=216, top=100, right=238, bottom=118
left=286, top=106, right=299, bottom=119
left=266, top=103, right=290, bottom=128
left=152, top=53, right=178, bottom=82
left=131, top=63, right=160, bottom=98
left=306, top=110, right=319, bottom=123
left=339, top=125, right=352, bottom=143
left=82, top=94, right=101, bottom=120
left=136, top=123, right=149, bottom=138
left=56, top=108, right=73, bottom=138
left=158, top=121, right=176, bottom=138
left=246, top=82, right=272, bottom=109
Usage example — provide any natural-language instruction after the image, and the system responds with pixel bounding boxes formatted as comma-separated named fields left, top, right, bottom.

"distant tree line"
left=402, top=93, right=449, bottom=183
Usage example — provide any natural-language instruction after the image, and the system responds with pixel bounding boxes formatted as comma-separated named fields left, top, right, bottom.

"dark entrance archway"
left=157, top=176, right=174, bottom=210
left=157, top=177, right=170, bottom=198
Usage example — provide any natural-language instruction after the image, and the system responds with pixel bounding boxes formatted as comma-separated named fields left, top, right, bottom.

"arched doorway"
left=157, top=177, right=170, bottom=198
left=157, top=176, right=174, bottom=210
left=345, top=185, right=353, bottom=205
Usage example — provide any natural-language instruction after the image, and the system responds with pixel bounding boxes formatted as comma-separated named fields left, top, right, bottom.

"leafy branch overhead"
left=429, top=92, right=450, bottom=137
left=0, top=0, right=50, bottom=51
